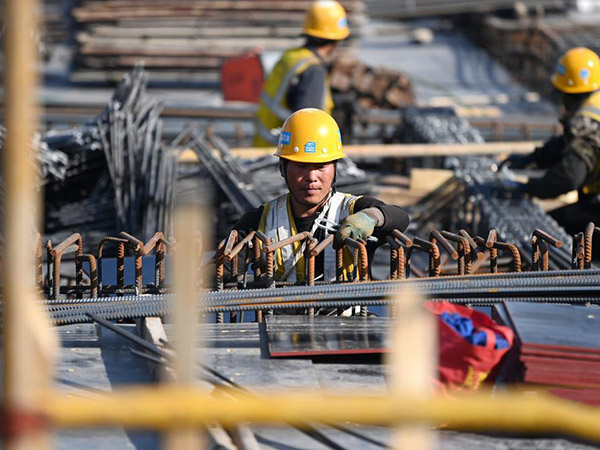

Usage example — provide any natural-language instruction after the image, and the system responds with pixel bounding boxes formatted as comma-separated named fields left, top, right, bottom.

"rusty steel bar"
left=254, top=231, right=273, bottom=319
left=386, top=236, right=400, bottom=280
left=252, top=234, right=262, bottom=279
left=459, top=229, right=484, bottom=261
left=531, top=230, right=561, bottom=272
left=391, top=229, right=413, bottom=247
left=306, top=238, right=317, bottom=316
left=119, top=231, right=144, bottom=252
left=34, top=232, right=42, bottom=290
left=223, top=230, right=238, bottom=258
left=76, top=254, right=98, bottom=298
left=440, top=231, right=471, bottom=275
left=263, top=231, right=311, bottom=254
left=574, top=232, right=585, bottom=270
left=215, top=240, right=225, bottom=324
left=46, top=240, right=53, bottom=292
left=97, top=237, right=131, bottom=292
left=532, top=229, right=563, bottom=249
left=336, top=248, right=344, bottom=282
left=310, top=234, right=334, bottom=258
left=494, top=241, right=522, bottom=273
left=411, top=237, right=441, bottom=277
left=344, top=237, right=369, bottom=282
left=50, top=233, right=84, bottom=300
left=474, top=236, right=496, bottom=274
left=583, top=222, right=600, bottom=269
left=486, top=229, right=498, bottom=249
left=226, top=231, right=256, bottom=262
left=430, top=230, right=458, bottom=260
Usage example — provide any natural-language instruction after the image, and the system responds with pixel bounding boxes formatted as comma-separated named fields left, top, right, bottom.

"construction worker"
left=236, top=108, right=410, bottom=282
left=502, top=47, right=600, bottom=236
left=253, top=0, right=349, bottom=147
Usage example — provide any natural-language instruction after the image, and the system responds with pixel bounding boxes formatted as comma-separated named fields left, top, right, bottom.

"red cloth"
left=426, top=302, right=514, bottom=390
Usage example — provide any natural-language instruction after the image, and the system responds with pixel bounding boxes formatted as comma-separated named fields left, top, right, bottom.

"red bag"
left=425, top=302, right=514, bottom=390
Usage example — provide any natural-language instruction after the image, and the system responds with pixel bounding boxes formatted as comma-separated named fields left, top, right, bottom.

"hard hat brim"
left=552, top=75, right=600, bottom=94
left=274, top=151, right=345, bottom=163
left=304, top=27, right=349, bottom=41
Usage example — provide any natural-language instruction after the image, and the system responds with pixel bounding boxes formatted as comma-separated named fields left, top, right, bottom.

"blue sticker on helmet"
left=580, top=68, right=590, bottom=80
left=304, top=141, right=316, bottom=153
left=338, top=17, right=348, bottom=28
left=557, top=64, right=566, bottom=76
left=280, top=131, right=291, bottom=145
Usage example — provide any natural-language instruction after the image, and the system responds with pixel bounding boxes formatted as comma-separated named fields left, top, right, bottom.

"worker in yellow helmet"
left=501, top=47, right=600, bottom=237
left=236, top=108, right=409, bottom=283
left=253, top=0, right=349, bottom=147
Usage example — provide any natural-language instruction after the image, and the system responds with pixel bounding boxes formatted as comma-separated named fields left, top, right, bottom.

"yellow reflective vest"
left=575, top=91, right=600, bottom=196
left=253, top=47, right=334, bottom=147
left=258, top=191, right=362, bottom=282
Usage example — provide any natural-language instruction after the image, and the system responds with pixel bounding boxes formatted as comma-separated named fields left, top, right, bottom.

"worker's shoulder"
left=573, top=91, right=600, bottom=130
left=232, top=205, right=264, bottom=232
left=569, top=113, right=600, bottom=140
left=352, top=195, right=385, bottom=210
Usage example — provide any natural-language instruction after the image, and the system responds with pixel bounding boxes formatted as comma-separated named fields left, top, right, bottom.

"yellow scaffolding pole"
left=2, top=0, right=58, bottom=448
left=41, top=388, right=600, bottom=442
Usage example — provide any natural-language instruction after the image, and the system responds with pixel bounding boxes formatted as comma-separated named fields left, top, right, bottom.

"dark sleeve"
left=528, top=115, right=599, bottom=199
left=532, top=135, right=566, bottom=168
left=353, top=196, right=410, bottom=234
left=527, top=151, right=588, bottom=199
left=286, top=64, right=327, bottom=112
left=231, top=206, right=264, bottom=234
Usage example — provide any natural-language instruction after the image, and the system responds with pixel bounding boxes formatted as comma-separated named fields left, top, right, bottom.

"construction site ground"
left=8, top=6, right=600, bottom=449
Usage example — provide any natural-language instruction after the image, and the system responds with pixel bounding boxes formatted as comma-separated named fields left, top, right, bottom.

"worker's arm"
left=286, top=64, right=327, bottom=111
left=333, top=196, right=410, bottom=249
left=527, top=151, right=588, bottom=198
left=353, top=196, right=410, bottom=234
left=531, top=135, right=566, bottom=169
left=528, top=116, right=600, bottom=199
left=231, top=206, right=264, bottom=234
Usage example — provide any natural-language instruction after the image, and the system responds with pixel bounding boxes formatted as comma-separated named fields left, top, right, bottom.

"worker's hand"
left=499, top=153, right=535, bottom=170
left=333, top=212, right=377, bottom=250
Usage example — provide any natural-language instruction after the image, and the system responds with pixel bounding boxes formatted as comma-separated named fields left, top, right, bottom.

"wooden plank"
left=231, top=141, right=541, bottom=159
left=409, top=168, right=454, bottom=193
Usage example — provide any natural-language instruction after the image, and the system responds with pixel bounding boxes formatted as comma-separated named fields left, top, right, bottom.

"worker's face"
left=283, top=161, right=335, bottom=207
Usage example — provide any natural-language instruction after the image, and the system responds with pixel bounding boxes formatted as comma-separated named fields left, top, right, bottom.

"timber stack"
left=70, top=0, right=366, bottom=85
left=330, top=53, right=415, bottom=109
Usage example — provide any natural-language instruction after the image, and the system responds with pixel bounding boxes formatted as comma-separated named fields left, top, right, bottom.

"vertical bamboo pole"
left=2, top=0, right=58, bottom=449
left=165, top=202, right=207, bottom=449
left=388, top=291, right=437, bottom=450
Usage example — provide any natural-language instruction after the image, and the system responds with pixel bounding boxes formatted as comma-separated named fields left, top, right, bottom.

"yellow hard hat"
left=303, top=0, right=350, bottom=41
left=275, top=108, right=345, bottom=163
left=552, top=47, right=600, bottom=94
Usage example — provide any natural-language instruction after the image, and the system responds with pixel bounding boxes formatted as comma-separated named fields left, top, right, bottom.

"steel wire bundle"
left=42, top=268, right=600, bottom=325
left=43, top=65, right=177, bottom=244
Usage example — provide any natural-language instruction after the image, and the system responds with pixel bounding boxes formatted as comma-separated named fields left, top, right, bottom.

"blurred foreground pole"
left=2, top=0, right=58, bottom=449
left=388, top=291, right=437, bottom=450
left=166, top=201, right=208, bottom=449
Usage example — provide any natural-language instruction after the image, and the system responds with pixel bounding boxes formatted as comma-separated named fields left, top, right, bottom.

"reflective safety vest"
left=575, top=91, right=600, bottom=196
left=253, top=47, right=334, bottom=147
left=258, top=191, right=361, bottom=282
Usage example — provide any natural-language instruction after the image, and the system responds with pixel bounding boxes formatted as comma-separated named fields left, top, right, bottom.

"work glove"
left=498, top=153, right=536, bottom=170
left=333, top=211, right=377, bottom=250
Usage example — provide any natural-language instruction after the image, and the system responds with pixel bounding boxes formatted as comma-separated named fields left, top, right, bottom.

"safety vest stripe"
left=579, top=109, right=600, bottom=123
left=260, top=57, right=319, bottom=120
